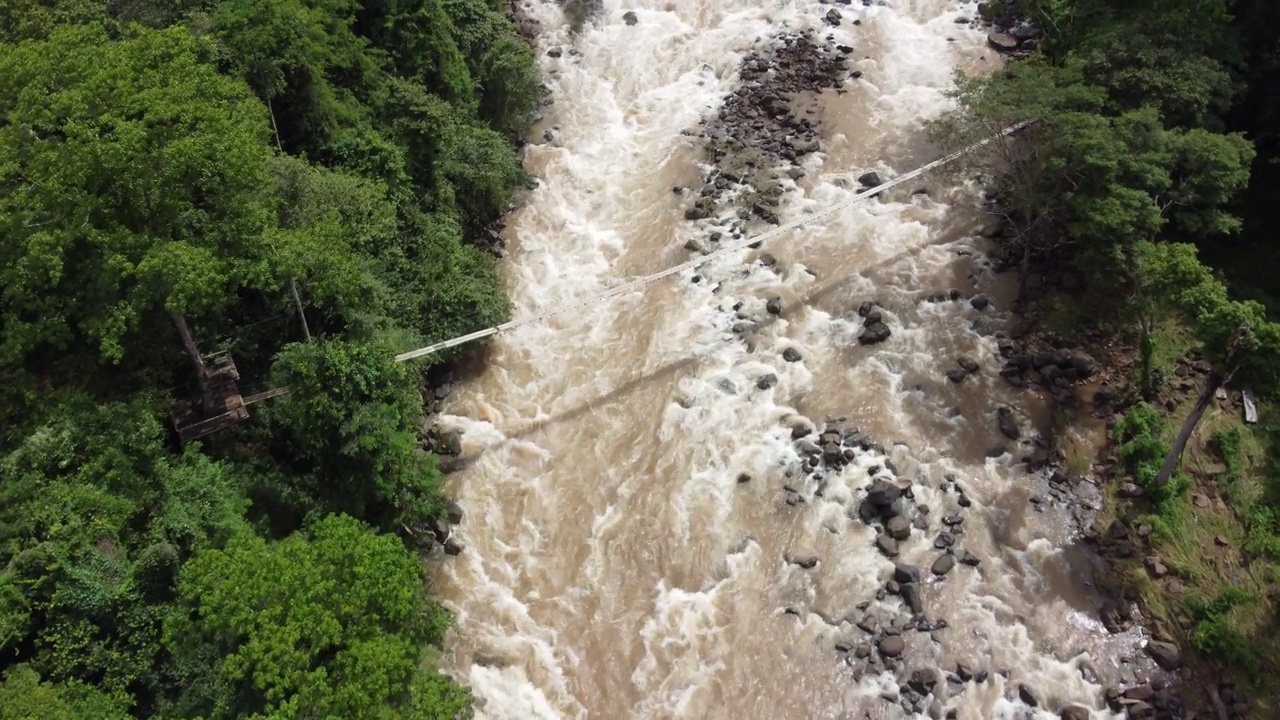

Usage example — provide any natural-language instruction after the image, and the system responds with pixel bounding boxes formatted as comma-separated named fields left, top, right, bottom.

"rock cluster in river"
left=679, top=30, right=857, bottom=234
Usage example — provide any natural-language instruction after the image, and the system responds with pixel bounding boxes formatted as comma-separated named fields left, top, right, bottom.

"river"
left=432, top=0, right=1151, bottom=717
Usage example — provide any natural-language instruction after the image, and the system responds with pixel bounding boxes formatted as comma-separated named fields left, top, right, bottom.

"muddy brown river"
left=430, top=1, right=1153, bottom=717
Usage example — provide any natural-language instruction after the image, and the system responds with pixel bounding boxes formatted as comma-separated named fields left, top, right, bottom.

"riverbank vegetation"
left=932, top=0, right=1280, bottom=712
left=0, top=1, right=542, bottom=717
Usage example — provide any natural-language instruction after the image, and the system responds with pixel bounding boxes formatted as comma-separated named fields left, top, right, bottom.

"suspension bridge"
left=174, top=121, right=1032, bottom=442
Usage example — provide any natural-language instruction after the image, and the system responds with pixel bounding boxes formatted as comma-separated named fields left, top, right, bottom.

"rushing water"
left=432, top=1, right=1149, bottom=717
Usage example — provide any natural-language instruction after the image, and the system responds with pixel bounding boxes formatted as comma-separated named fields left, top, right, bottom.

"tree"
left=268, top=339, right=447, bottom=528
left=0, top=665, right=130, bottom=720
left=0, top=398, right=248, bottom=704
left=0, top=23, right=280, bottom=380
left=167, top=514, right=459, bottom=720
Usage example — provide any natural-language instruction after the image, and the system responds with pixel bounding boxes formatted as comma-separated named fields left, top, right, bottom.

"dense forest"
left=934, top=0, right=1280, bottom=709
left=0, top=1, right=541, bottom=717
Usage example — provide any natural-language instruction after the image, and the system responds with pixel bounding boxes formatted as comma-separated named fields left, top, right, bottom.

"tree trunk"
left=169, top=309, right=214, bottom=410
left=1154, top=372, right=1224, bottom=487
left=1155, top=324, right=1249, bottom=487
left=289, top=278, right=311, bottom=341
left=1015, top=240, right=1032, bottom=314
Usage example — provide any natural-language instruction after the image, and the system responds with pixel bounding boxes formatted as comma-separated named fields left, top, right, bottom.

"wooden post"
left=169, top=309, right=214, bottom=410
left=1155, top=324, right=1248, bottom=487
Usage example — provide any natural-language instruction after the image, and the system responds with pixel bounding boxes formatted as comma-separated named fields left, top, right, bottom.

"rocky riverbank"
left=980, top=225, right=1261, bottom=718
left=664, top=16, right=1176, bottom=718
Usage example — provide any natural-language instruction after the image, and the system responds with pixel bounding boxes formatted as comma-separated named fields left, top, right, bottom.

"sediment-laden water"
left=431, top=1, right=1161, bottom=717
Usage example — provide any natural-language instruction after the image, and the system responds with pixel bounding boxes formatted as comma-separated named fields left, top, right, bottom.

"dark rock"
left=766, top=297, right=783, bottom=315
left=1059, top=707, right=1090, bottom=720
left=783, top=347, right=803, bottom=362
left=622, top=10, right=638, bottom=25
left=887, top=515, right=912, bottom=540
left=1018, top=684, right=1039, bottom=707
left=855, top=643, right=872, bottom=658
left=443, top=537, right=465, bottom=555
left=431, top=428, right=464, bottom=456
left=900, top=582, right=923, bottom=614
left=789, top=555, right=819, bottom=569
left=987, top=32, right=1019, bottom=52
left=946, top=368, right=969, bottom=383
left=1123, top=683, right=1155, bottom=701
left=858, top=171, right=882, bottom=188
left=867, top=479, right=903, bottom=506
left=685, top=207, right=709, bottom=220
left=737, top=473, right=752, bottom=484
left=859, top=321, right=892, bottom=344
left=757, top=373, right=779, bottom=390
left=931, top=554, right=955, bottom=576
left=1009, top=20, right=1042, bottom=41
left=894, top=564, right=921, bottom=584
left=909, top=668, right=939, bottom=694
left=997, top=407, right=1020, bottom=440
left=547, top=47, right=563, bottom=58
left=1065, top=350, right=1098, bottom=378
left=959, top=550, right=980, bottom=566
left=956, top=663, right=974, bottom=682
left=445, top=500, right=464, bottom=525
left=824, top=7, right=842, bottom=25
left=876, top=535, right=899, bottom=557
left=878, top=635, right=905, bottom=658
left=1145, top=640, right=1182, bottom=671
left=958, top=357, right=980, bottom=373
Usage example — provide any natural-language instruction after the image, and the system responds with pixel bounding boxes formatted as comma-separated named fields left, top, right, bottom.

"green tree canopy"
left=0, top=664, right=130, bottom=720
left=268, top=339, right=446, bottom=528
left=0, top=23, right=282, bottom=368
left=167, top=513, right=456, bottom=720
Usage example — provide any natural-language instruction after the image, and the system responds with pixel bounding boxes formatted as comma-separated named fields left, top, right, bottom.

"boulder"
left=443, top=537, right=465, bottom=555
left=1018, top=684, right=1039, bottom=707
left=997, top=407, right=1021, bottom=440
left=789, top=555, right=819, bottom=569
left=766, top=297, right=783, bottom=315
left=431, top=428, right=464, bottom=456
left=932, top=554, right=956, bottom=576
left=857, top=171, right=882, bottom=188
left=878, top=635, right=905, bottom=658
left=867, top=479, right=903, bottom=506
left=824, top=7, right=842, bottom=25
left=859, top=321, right=892, bottom=344
left=987, top=32, right=1019, bottom=52
left=622, top=10, right=638, bottom=25
left=1059, top=707, right=1091, bottom=720
left=900, top=582, right=923, bottom=614
left=1065, top=350, right=1098, bottom=378
left=783, top=347, right=803, bottom=362
left=887, top=515, right=912, bottom=540
left=757, top=373, right=779, bottom=390
left=1145, top=640, right=1182, bottom=671
left=876, top=535, right=899, bottom=557
left=893, top=563, right=921, bottom=584
left=445, top=500, right=464, bottom=525
left=908, top=668, right=939, bottom=694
